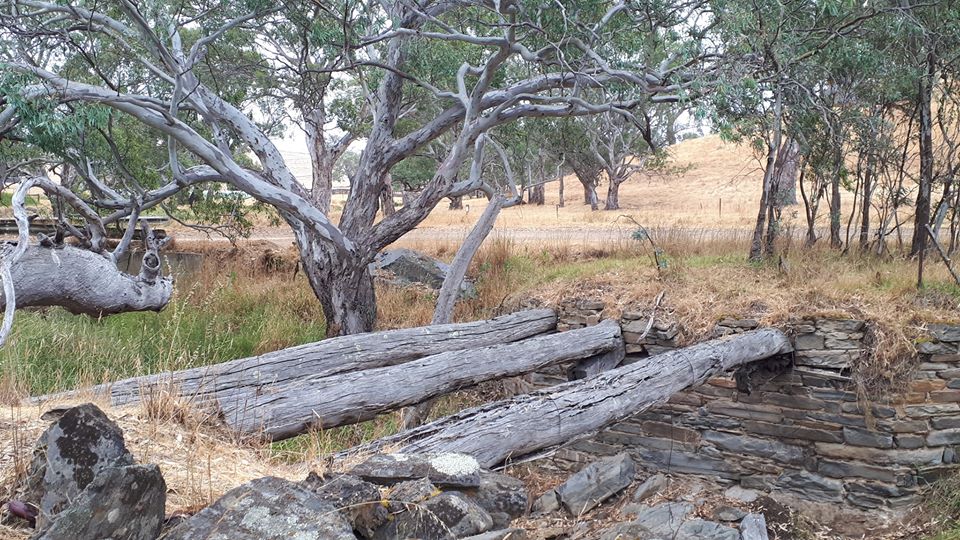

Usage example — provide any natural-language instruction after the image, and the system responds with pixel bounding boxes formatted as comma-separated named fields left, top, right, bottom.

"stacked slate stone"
left=549, top=300, right=960, bottom=518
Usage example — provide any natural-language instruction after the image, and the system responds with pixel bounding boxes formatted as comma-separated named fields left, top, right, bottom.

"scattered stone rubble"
left=2, top=403, right=774, bottom=539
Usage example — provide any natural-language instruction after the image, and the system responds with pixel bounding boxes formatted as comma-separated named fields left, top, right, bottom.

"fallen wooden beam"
left=35, top=308, right=558, bottom=407
left=231, top=319, right=624, bottom=439
left=342, top=328, right=793, bottom=468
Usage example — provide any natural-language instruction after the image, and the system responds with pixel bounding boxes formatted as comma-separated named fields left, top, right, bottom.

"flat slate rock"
left=740, top=513, right=770, bottom=540
left=19, top=403, right=134, bottom=528
left=352, top=452, right=482, bottom=488
left=162, top=476, right=355, bottom=540
left=632, top=473, right=668, bottom=503
left=632, top=502, right=695, bottom=537
left=35, top=464, right=165, bottom=540
left=556, top=452, right=635, bottom=515
left=677, top=518, right=741, bottom=540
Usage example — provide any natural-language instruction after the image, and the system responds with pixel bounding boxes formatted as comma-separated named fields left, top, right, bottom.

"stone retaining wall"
left=546, top=299, right=960, bottom=513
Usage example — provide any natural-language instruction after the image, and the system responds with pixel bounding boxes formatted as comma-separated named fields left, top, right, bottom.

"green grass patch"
left=0, top=275, right=326, bottom=396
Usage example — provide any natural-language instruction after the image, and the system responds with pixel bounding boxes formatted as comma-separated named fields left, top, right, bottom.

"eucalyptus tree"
left=0, top=0, right=709, bottom=335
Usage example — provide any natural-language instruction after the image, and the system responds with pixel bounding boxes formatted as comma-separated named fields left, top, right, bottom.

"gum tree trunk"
left=605, top=175, right=622, bottom=210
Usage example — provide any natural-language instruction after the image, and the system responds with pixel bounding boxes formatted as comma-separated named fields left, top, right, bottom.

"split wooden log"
left=342, top=328, right=793, bottom=468
left=36, top=308, right=558, bottom=407
left=0, top=244, right=173, bottom=317
left=232, top=319, right=623, bottom=439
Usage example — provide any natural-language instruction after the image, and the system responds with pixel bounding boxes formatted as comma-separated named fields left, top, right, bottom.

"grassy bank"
left=4, top=233, right=960, bottom=400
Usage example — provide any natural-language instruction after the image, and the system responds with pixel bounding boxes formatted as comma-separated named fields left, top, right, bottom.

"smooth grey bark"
left=0, top=245, right=172, bottom=317
left=38, top=308, right=558, bottom=406
left=432, top=195, right=504, bottom=326
left=345, top=328, right=793, bottom=468
left=234, top=320, right=622, bottom=439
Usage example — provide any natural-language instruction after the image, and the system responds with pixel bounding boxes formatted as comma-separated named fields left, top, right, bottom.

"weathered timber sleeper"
left=343, top=328, right=794, bottom=468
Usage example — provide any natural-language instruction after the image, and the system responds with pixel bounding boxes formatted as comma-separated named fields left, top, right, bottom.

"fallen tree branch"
left=232, top=320, right=623, bottom=440
left=0, top=244, right=174, bottom=317
left=341, top=328, right=793, bottom=468
left=37, top=308, right=559, bottom=407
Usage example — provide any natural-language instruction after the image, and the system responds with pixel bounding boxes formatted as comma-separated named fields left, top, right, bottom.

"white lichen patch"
left=390, top=453, right=410, bottom=462
left=429, top=453, right=479, bottom=477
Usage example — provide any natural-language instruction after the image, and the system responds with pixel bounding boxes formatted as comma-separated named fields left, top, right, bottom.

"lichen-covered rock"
left=373, top=492, right=494, bottom=540
left=555, top=452, right=635, bottom=515
left=19, top=403, right=134, bottom=529
left=303, top=472, right=387, bottom=539
left=35, top=464, right=165, bottom=540
left=351, top=453, right=481, bottom=488
left=162, top=476, right=355, bottom=540
left=459, top=471, right=529, bottom=528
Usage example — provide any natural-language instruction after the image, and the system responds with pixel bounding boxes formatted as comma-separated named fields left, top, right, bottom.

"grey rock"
left=843, top=427, right=894, bottom=448
left=556, top=452, right=635, bottom=515
left=632, top=473, right=668, bottom=503
left=632, top=502, right=695, bottom=537
left=388, top=478, right=439, bottom=505
left=929, top=324, right=960, bottom=343
left=531, top=489, right=560, bottom=515
left=459, top=471, right=529, bottom=529
left=793, top=333, right=825, bottom=350
left=775, top=471, right=843, bottom=502
left=598, top=522, right=658, bottom=540
left=352, top=453, right=481, bottom=488
left=740, top=513, right=769, bottom=540
left=928, top=429, right=960, bottom=446
left=702, top=431, right=806, bottom=465
left=373, top=249, right=474, bottom=296
left=35, top=464, right=165, bottom=540
left=19, top=403, right=134, bottom=529
left=374, top=492, right=494, bottom=540
left=918, top=341, right=958, bottom=355
left=714, top=505, right=747, bottom=522
left=816, top=319, right=865, bottom=333
left=461, top=529, right=527, bottom=540
left=163, top=476, right=355, bottom=540
left=303, top=472, right=387, bottom=538
left=724, top=485, right=758, bottom=503
left=677, top=519, right=741, bottom=540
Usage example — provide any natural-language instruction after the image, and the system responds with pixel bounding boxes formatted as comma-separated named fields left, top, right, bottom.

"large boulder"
left=35, top=464, right=166, bottom=540
left=303, top=472, right=388, bottom=539
left=554, top=453, right=636, bottom=515
left=351, top=453, right=482, bottom=488
left=18, top=403, right=134, bottom=529
left=372, top=249, right=475, bottom=296
left=163, top=476, right=355, bottom=540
